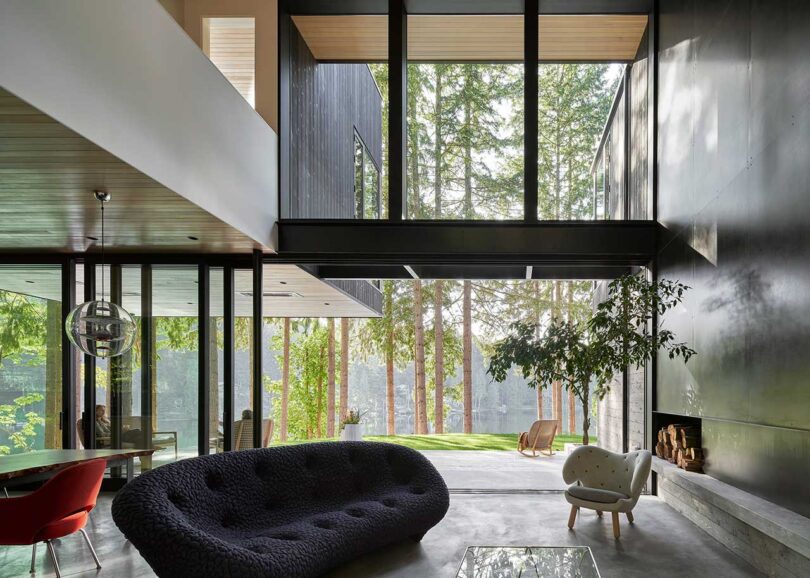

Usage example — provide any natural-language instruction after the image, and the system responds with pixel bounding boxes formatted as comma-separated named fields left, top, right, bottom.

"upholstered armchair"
left=562, top=446, right=651, bottom=538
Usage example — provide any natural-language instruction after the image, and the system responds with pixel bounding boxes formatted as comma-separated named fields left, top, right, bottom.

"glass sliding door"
left=152, top=266, right=199, bottom=464
left=233, top=269, right=255, bottom=449
left=0, top=265, right=63, bottom=455
left=92, top=265, right=143, bottom=472
left=209, top=267, right=224, bottom=453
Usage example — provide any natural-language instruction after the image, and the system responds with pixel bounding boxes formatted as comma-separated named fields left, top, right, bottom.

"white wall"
left=0, top=0, right=278, bottom=251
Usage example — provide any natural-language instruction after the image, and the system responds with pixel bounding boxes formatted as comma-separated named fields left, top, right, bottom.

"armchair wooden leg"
left=626, top=511, right=634, bottom=524
left=567, top=505, right=578, bottom=530
left=611, top=512, right=620, bottom=539
left=596, top=510, right=603, bottom=517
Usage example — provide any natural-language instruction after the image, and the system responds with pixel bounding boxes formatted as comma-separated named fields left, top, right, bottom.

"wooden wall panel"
left=204, top=18, right=256, bottom=107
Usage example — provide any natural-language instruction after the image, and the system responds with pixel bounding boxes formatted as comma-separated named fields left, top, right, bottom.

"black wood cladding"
left=288, top=24, right=382, bottom=219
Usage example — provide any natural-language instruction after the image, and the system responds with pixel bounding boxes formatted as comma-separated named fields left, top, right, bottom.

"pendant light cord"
left=101, top=197, right=105, bottom=303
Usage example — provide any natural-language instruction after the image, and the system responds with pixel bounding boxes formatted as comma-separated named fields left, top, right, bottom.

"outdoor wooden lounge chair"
left=517, top=419, right=557, bottom=456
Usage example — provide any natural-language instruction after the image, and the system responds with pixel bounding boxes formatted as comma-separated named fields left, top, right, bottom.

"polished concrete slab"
left=420, top=450, right=567, bottom=491
left=0, top=492, right=761, bottom=578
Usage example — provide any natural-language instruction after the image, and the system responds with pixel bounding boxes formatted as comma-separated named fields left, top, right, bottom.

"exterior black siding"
left=656, top=0, right=810, bottom=517
left=287, top=24, right=382, bottom=219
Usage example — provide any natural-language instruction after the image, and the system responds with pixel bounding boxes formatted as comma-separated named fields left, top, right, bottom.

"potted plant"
left=340, top=409, right=365, bottom=441
left=488, top=275, right=696, bottom=445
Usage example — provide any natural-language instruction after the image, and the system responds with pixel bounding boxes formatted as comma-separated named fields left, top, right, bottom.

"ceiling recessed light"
left=25, top=280, right=34, bottom=284
left=86, top=236, right=99, bottom=241
left=187, top=236, right=199, bottom=241
left=279, top=281, right=287, bottom=285
left=187, top=301, right=193, bottom=305
left=324, top=302, right=330, bottom=306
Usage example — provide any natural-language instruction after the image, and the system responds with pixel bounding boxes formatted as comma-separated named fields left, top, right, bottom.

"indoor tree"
left=488, top=275, right=696, bottom=445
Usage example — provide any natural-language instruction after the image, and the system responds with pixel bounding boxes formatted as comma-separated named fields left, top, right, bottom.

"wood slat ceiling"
left=291, top=14, right=648, bottom=61
left=0, top=264, right=379, bottom=318
left=0, top=88, right=260, bottom=253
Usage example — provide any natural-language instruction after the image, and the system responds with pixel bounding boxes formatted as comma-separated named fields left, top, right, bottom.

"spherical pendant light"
left=65, top=191, right=137, bottom=358
left=66, top=299, right=136, bottom=358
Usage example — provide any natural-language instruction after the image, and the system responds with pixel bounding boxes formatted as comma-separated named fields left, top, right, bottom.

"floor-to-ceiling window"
left=406, top=15, right=524, bottom=220
left=0, top=266, right=63, bottom=455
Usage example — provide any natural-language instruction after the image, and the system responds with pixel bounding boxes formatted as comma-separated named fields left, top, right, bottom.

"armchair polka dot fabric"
left=562, top=446, right=651, bottom=538
left=111, top=442, right=450, bottom=578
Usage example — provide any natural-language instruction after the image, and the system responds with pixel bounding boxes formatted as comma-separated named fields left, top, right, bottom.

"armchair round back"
left=562, top=447, right=651, bottom=503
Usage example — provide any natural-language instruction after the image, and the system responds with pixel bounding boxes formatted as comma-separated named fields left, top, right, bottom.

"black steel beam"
left=277, top=220, right=657, bottom=265
left=140, top=265, right=153, bottom=454
left=61, top=258, right=76, bottom=449
left=316, top=264, right=632, bottom=280
left=198, top=263, right=210, bottom=457
left=252, top=250, right=263, bottom=449
left=82, top=263, right=96, bottom=449
left=524, top=0, right=539, bottom=222
left=109, top=264, right=123, bottom=453
left=223, top=266, right=235, bottom=451
left=388, top=0, right=407, bottom=220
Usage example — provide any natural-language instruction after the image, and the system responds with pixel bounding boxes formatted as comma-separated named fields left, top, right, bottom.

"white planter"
left=341, top=424, right=363, bottom=441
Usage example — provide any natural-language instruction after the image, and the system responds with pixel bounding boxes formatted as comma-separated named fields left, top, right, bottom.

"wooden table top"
left=0, top=449, right=155, bottom=482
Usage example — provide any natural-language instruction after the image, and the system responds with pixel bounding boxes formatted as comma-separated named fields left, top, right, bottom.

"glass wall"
left=152, top=267, right=199, bottom=464
left=0, top=266, right=63, bottom=455
left=93, top=265, right=143, bottom=461
left=233, top=269, right=255, bottom=449
left=407, top=16, right=524, bottom=220
left=209, top=267, right=224, bottom=453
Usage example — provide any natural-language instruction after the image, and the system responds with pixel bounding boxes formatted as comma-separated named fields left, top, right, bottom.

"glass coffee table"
left=455, top=546, right=600, bottom=578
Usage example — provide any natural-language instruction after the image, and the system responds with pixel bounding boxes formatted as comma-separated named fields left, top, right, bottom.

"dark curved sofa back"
left=112, top=442, right=449, bottom=577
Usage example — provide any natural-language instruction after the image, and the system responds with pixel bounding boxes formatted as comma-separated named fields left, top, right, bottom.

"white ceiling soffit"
left=0, top=0, right=278, bottom=251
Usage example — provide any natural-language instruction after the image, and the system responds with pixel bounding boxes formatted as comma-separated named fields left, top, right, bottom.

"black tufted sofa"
left=111, top=442, right=449, bottom=578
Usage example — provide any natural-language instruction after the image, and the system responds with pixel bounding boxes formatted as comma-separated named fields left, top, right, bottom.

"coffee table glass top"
left=455, top=546, right=600, bottom=578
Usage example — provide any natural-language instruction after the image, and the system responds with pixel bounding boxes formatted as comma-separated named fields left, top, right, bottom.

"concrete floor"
left=420, top=450, right=567, bottom=491
left=0, top=451, right=762, bottom=578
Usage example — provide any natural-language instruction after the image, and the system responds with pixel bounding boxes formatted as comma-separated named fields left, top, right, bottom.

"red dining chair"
left=0, top=459, right=106, bottom=577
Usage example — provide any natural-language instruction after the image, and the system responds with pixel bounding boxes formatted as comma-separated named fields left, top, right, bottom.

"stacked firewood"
left=655, top=424, right=704, bottom=473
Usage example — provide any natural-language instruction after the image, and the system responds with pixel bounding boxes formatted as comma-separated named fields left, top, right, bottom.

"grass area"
left=271, top=433, right=591, bottom=451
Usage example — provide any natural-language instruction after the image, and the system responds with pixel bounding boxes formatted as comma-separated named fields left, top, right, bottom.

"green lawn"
left=271, top=433, right=590, bottom=451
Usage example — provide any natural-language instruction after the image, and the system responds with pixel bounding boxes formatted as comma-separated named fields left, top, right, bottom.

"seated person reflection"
left=95, top=404, right=143, bottom=447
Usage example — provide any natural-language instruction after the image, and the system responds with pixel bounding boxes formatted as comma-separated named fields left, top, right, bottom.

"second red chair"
left=0, top=458, right=106, bottom=577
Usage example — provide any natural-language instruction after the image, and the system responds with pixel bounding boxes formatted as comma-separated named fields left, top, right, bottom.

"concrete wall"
left=654, top=458, right=810, bottom=577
